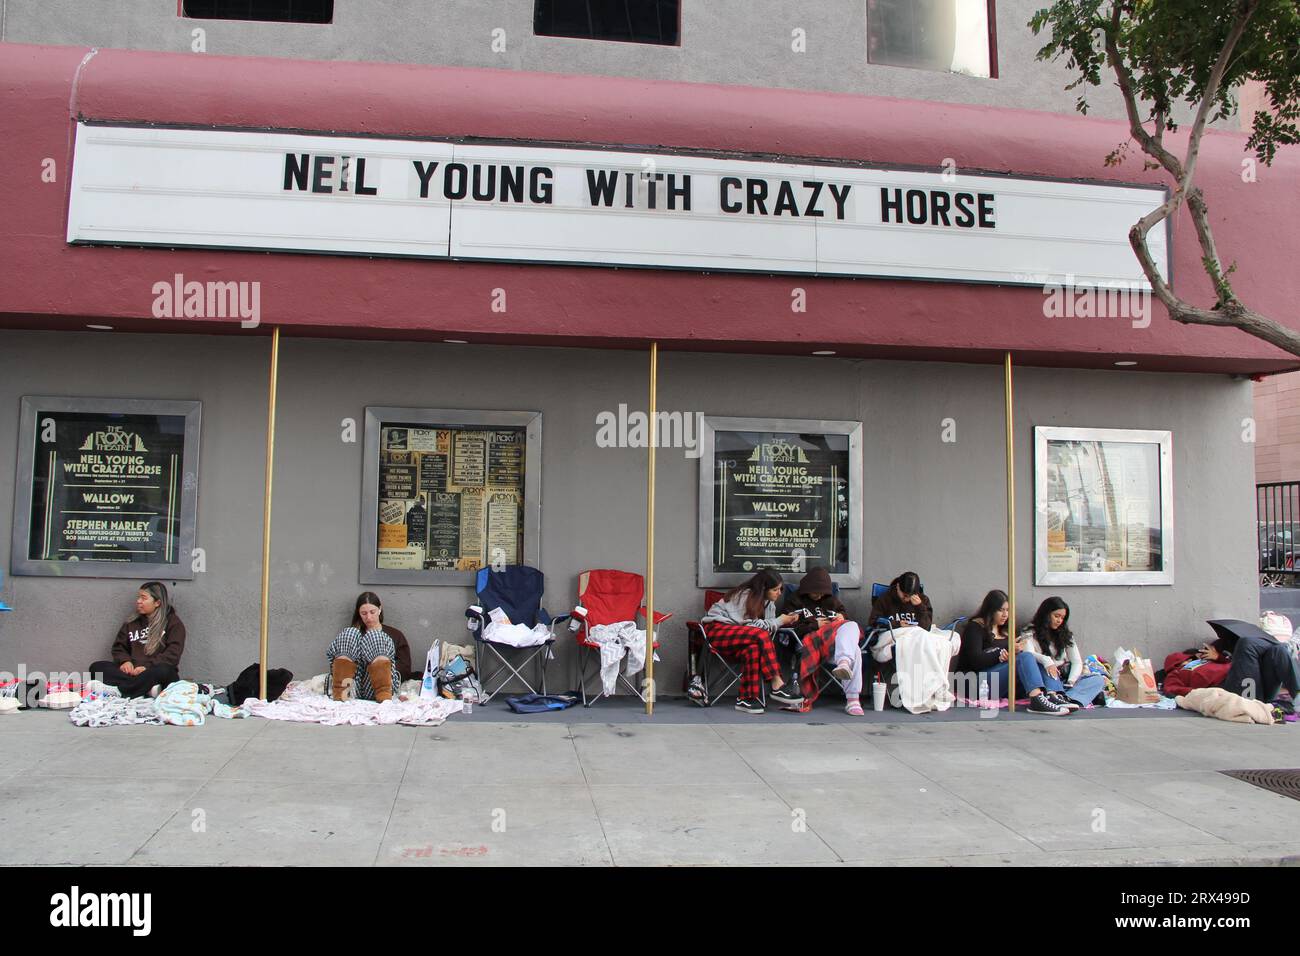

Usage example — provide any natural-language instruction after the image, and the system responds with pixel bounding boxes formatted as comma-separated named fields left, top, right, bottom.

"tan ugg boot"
left=330, top=657, right=356, bottom=701
left=367, top=658, right=394, bottom=703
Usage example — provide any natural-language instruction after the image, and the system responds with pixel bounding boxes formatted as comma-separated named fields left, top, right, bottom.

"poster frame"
left=697, top=416, right=863, bottom=589
left=10, top=396, right=202, bottom=579
left=360, top=406, right=541, bottom=586
left=1033, top=425, right=1173, bottom=586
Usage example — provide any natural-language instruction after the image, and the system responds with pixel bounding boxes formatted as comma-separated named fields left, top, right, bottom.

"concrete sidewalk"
left=2, top=701, right=1298, bottom=866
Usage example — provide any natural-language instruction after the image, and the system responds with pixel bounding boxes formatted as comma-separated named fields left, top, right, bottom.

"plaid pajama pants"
left=701, top=622, right=781, bottom=699
left=327, top=626, right=400, bottom=701
left=795, top=620, right=841, bottom=706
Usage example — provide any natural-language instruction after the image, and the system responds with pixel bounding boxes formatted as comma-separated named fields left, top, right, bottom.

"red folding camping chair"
left=570, top=569, right=672, bottom=707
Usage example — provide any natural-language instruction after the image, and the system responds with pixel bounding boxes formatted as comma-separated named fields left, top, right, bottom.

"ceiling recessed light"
left=812, top=350, right=836, bottom=356
left=86, top=324, right=113, bottom=331
left=443, top=339, right=468, bottom=344
left=1114, top=360, right=1138, bottom=367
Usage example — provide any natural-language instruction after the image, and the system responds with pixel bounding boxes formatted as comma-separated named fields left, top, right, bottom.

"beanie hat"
left=797, top=567, right=833, bottom=595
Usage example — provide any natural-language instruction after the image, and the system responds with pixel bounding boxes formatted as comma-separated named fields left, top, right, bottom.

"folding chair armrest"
left=544, top=610, right=571, bottom=638
left=465, top=605, right=487, bottom=638
left=640, top=607, right=673, bottom=625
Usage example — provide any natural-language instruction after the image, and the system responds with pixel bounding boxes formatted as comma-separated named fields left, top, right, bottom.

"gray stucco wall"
left=0, top=0, right=1134, bottom=119
left=0, top=329, right=1258, bottom=694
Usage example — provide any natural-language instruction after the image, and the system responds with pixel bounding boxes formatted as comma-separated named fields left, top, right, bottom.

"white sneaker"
left=148, top=684, right=162, bottom=698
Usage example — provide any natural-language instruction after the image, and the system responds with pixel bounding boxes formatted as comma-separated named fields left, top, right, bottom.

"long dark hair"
left=1030, top=596, right=1073, bottom=657
left=725, top=569, right=784, bottom=621
left=351, top=591, right=385, bottom=632
left=133, top=581, right=172, bottom=656
left=890, top=571, right=923, bottom=599
left=972, top=589, right=1010, bottom=639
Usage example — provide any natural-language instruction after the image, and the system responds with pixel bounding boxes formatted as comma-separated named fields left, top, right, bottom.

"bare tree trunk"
left=1102, top=0, right=1300, bottom=359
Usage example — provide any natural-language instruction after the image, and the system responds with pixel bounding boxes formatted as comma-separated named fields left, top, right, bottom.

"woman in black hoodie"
left=779, top=567, right=865, bottom=714
left=87, top=581, right=186, bottom=698
left=869, top=572, right=934, bottom=632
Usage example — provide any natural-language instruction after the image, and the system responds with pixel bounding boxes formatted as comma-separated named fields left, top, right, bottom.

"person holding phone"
left=870, top=572, right=933, bottom=632
left=958, top=590, right=1070, bottom=715
left=779, top=566, right=865, bottom=715
left=1161, top=635, right=1233, bottom=696
left=701, top=569, right=804, bottom=715
left=867, top=571, right=962, bottom=713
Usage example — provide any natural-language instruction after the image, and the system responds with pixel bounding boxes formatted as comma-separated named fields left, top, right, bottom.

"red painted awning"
left=1, top=41, right=1298, bottom=373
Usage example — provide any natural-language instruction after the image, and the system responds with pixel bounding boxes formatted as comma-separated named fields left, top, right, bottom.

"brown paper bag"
left=1116, top=657, right=1160, bottom=704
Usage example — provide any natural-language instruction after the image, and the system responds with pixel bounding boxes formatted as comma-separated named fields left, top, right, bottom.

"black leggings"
left=88, top=661, right=179, bottom=698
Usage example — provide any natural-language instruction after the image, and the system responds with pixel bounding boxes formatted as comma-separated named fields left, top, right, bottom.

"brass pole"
left=1004, top=351, right=1016, bottom=713
left=258, top=326, right=281, bottom=700
left=645, top=342, right=658, bottom=716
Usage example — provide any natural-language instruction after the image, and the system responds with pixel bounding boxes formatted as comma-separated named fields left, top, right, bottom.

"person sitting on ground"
left=87, top=581, right=186, bottom=698
left=1018, top=597, right=1107, bottom=708
left=870, top=571, right=933, bottom=632
left=326, top=592, right=415, bottom=703
left=701, top=569, right=804, bottom=715
left=778, top=566, right=865, bottom=715
left=1161, top=628, right=1235, bottom=697
left=958, top=589, right=1071, bottom=716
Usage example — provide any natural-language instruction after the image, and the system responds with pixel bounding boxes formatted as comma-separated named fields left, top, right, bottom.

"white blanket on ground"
left=586, top=621, right=651, bottom=696
left=68, top=687, right=250, bottom=727
left=483, top=620, right=552, bottom=647
left=68, top=695, right=163, bottom=727
left=243, top=681, right=462, bottom=726
left=893, top=626, right=960, bottom=714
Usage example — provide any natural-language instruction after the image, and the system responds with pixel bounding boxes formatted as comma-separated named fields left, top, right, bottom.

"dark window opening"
left=867, top=0, right=995, bottom=78
left=182, top=0, right=334, bottom=23
left=534, top=0, right=680, bottom=46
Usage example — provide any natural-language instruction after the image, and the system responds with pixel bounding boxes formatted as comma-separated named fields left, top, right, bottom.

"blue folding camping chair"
left=464, top=565, right=569, bottom=704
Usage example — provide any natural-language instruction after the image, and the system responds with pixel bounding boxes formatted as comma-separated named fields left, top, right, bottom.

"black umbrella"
left=1206, top=619, right=1275, bottom=650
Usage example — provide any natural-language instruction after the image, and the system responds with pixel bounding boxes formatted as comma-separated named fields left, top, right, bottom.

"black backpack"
left=227, top=663, right=293, bottom=705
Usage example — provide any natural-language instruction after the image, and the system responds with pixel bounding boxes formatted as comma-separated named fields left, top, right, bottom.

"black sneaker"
left=1028, top=693, right=1070, bottom=716
left=734, top=697, right=765, bottom=715
left=1048, top=691, right=1080, bottom=711
left=686, top=675, right=706, bottom=702
left=769, top=685, right=804, bottom=706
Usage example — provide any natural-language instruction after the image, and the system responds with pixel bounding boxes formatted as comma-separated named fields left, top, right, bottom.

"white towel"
left=586, top=621, right=650, bottom=696
left=893, top=626, right=960, bottom=714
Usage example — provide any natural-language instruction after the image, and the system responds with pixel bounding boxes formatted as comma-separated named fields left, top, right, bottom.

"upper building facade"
left=2, top=0, right=1134, bottom=118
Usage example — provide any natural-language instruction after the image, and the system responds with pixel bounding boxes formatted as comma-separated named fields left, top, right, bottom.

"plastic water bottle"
left=978, top=673, right=990, bottom=704
left=460, top=688, right=474, bottom=715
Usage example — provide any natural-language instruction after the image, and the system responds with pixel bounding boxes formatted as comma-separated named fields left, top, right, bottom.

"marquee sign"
left=67, top=122, right=1169, bottom=288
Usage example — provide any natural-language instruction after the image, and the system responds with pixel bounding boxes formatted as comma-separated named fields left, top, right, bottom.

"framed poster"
left=360, top=407, right=541, bottom=586
left=698, top=416, right=863, bottom=588
left=1034, top=426, right=1173, bottom=586
left=10, top=397, right=201, bottom=579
